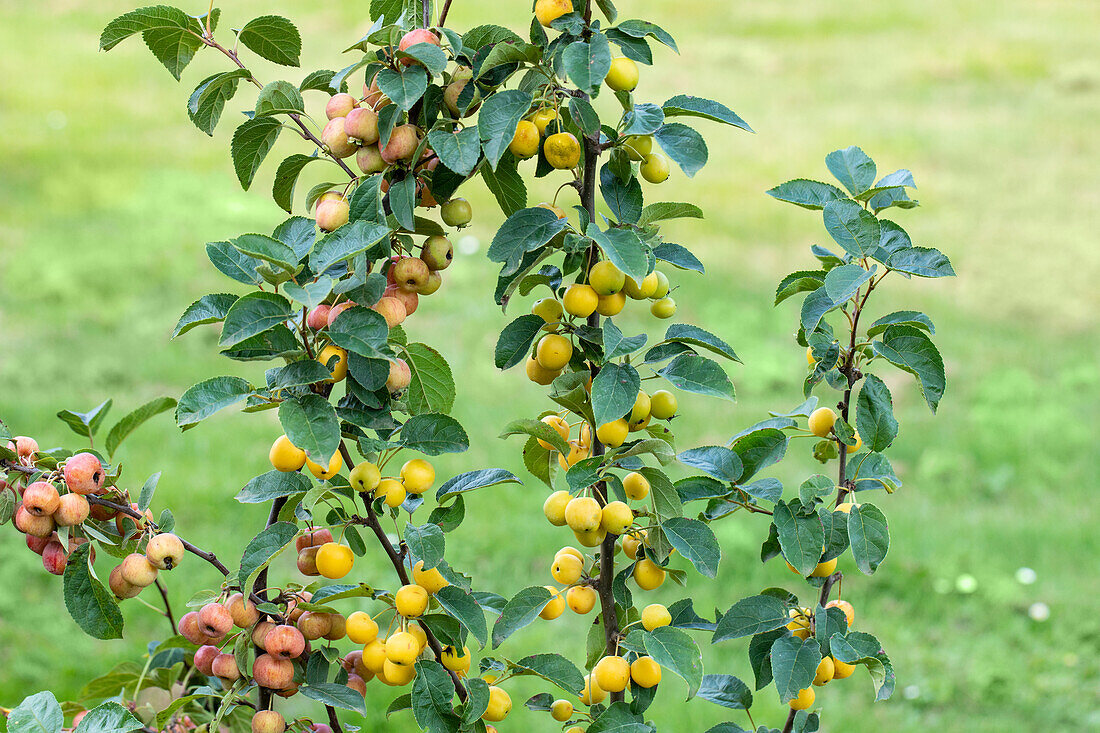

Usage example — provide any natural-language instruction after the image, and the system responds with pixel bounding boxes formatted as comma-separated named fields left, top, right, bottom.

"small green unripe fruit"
left=421, top=235, right=454, bottom=271
left=441, top=198, right=473, bottom=227
left=641, top=152, right=671, bottom=183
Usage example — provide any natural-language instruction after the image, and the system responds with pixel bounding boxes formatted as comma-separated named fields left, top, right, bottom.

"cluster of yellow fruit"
left=509, top=107, right=579, bottom=170
left=785, top=600, right=858, bottom=710
left=536, top=259, right=677, bottom=325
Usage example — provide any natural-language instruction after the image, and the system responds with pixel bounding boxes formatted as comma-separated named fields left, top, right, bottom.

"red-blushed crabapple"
left=306, top=305, right=331, bottom=330
left=265, top=624, right=306, bottom=659
left=42, top=540, right=68, bottom=575
left=386, top=358, right=412, bottom=393
left=88, top=500, right=118, bottom=522
left=252, top=620, right=276, bottom=649
left=297, top=546, right=320, bottom=576
left=22, top=482, right=59, bottom=516
left=120, top=552, right=158, bottom=587
left=211, top=653, right=240, bottom=682
left=177, top=611, right=207, bottom=645
left=26, top=533, right=51, bottom=555
left=384, top=284, right=419, bottom=316
left=109, top=565, right=141, bottom=599
left=372, top=296, right=407, bottom=328
left=225, top=592, right=260, bottom=628
left=310, top=725, right=334, bottom=733
left=63, top=453, right=104, bottom=495
left=321, top=117, right=357, bottom=159
left=253, top=653, right=295, bottom=689
left=251, top=710, right=287, bottom=733
left=199, top=602, right=234, bottom=637
left=115, top=504, right=153, bottom=542
left=347, top=673, right=367, bottom=696
left=286, top=591, right=312, bottom=622
left=193, top=645, right=219, bottom=676
left=295, top=528, right=334, bottom=552
left=326, top=301, right=356, bottom=326
left=145, top=532, right=184, bottom=570
left=274, top=681, right=300, bottom=698
left=398, top=28, right=441, bottom=56
left=420, top=235, right=453, bottom=271
left=325, top=93, right=356, bottom=120
left=315, top=197, right=350, bottom=232
left=15, top=505, right=55, bottom=537
left=380, top=124, right=420, bottom=164
left=9, top=436, right=38, bottom=460
left=392, top=257, right=430, bottom=292
left=356, top=144, right=386, bottom=175
left=324, top=613, right=347, bottom=641
left=345, top=106, right=379, bottom=144
left=297, top=611, right=332, bottom=640
left=54, top=493, right=89, bottom=526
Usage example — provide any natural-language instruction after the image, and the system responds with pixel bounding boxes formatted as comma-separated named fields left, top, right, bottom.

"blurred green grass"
left=1, top=0, right=1099, bottom=730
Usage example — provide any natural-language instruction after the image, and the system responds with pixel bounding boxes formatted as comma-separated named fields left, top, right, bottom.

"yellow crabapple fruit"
left=538, top=415, right=570, bottom=449
left=605, top=57, right=639, bottom=91
left=825, top=599, right=855, bottom=627
left=550, top=699, right=574, bottom=721
left=814, top=656, right=835, bottom=686
left=580, top=672, right=606, bottom=705
left=589, top=260, right=625, bottom=295
left=600, top=501, right=633, bottom=535
left=649, top=390, right=678, bottom=419
left=349, top=461, right=381, bottom=493
left=847, top=431, right=863, bottom=453
left=400, top=458, right=435, bottom=494
left=573, top=526, right=606, bottom=548
left=640, top=152, right=671, bottom=183
left=630, top=655, right=662, bottom=687
left=532, top=297, right=564, bottom=329
left=530, top=107, right=560, bottom=135
left=596, top=291, right=626, bottom=316
left=483, top=686, right=511, bottom=722
left=306, top=451, right=343, bottom=480
left=346, top=612, right=379, bottom=644
left=539, top=586, right=565, bottom=620
left=543, top=490, right=571, bottom=526
left=622, top=532, right=644, bottom=560
left=633, top=558, right=666, bottom=590
left=526, top=356, right=561, bottom=386
left=650, top=270, right=670, bottom=298
left=808, top=407, right=837, bottom=437
left=395, top=584, right=430, bottom=618
left=650, top=297, right=676, bottom=319
left=544, top=132, right=581, bottom=169
left=509, top=119, right=540, bottom=159
left=563, top=283, right=599, bottom=317
left=385, top=631, right=420, bottom=665
left=413, top=560, right=449, bottom=594
left=536, top=333, right=573, bottom=370
left=315, top=543, right=354, bottom=579
left=623, top=271, right=659, bottom=299
left=565, top=496, right=602, bottom=532
left=789, top=686, right=815, bottom=710
left=441, top=645, right=471, bottom=672
left=623, top=471, right=650, bottom=501
left=642, top=603, right=672, bottom=631
left=551, top=552, right=584, bottom=584
left=832, top=657, right=856, bottom=679
left=810, top=557, right=837, bottom=577
left=566, top=585, right=597, bottom=614
left=623, top=135, right=652, bottom=160
left=535, top=0, right=573, bottom=27
left=596, top=418, right=629, bottom=448
left=557, top=440, right=589, bottom=470
left=594, top=655, right=630, bottom=693
left=787, top=608, right=812, bottom=640
left=835, top=501, right=860, bottom=514
left=269, top=435, right=306, bottom=472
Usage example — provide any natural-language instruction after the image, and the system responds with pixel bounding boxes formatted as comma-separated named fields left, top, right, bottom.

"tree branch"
left=155, top=578, right=177, bottom=632
left=326, top=705, right=345, bottom=733
left=438, top=0, right=454, bottom=26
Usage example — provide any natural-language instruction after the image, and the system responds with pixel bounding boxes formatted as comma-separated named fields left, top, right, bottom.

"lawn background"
left=1, top=0, right=1098, bottom=730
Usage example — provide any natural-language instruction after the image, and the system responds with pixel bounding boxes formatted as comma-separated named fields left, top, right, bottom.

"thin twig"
left=437, top=0, right=454, bottom=26
left=155, top=578, right=177, bottom=632
left=326, top=705, right=345, bottom=733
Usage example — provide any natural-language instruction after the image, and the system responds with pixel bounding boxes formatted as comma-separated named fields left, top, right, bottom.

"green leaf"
left=492, top=585, right=553, bottom=647
left=73, top=702, right=142, bottom=733
left=637, top=202, right=703, bottom=226
left=774, top=270, right=825, bottom=306
left=661, top=517, right=720, bottom=578
left=855, top=374, right=898, bottom=452
left=655, top=123, right=708, bottom=177
left=299, top=682, right=368, bottom=714
left=603, top=319, right=647, bottom=361
left=329, top=306, right=390, bottom=359
left=825, top=146, right=876, bottom=196
left=404, top=342, right=456, bottom=415
left=478, top=40, right=541, bottom=76
left=570, top=97, right=601, bottom=136
left=514, top=654, right=585, bottom=696
left=848, top=503, right=890, bottom=574
left=428, top=127, right=481, bottom=177
left=435, top=468, right=521, bottom=502
left=592, top=362, right=641, bottom=427
left=773, top=501, right=825, bottom=575
left=279, top=394, right=340, bottom=464
left=769, top=635, right=822, bottom=703
left=643, top=626, right=703, bottom=698
left=662, top=323, right=738, bottom=362
left=188, top=70, right=250, bottom=135
left=698, top=674, right=752, bottom=710
left=495, top=315, right=545, bottom=370
left=377, top=66, right=429, bottom=110
left=231, top=116, right=282, bottom=190
left=661, top=94, right=751, bottom=132
left=267, top=360, right=332, bottom=390
left=658, top=354, right=735, bottom=402
left=500, top=418, right=570, bottom=455
left=654, top=242, right=704, bottom=273
left=489, top=206, right=567, bottom=277
left=238, top=15, right=301, bottom=66
left=236, top=470, right=311, bottom=503
left=232, top=233, right=298, bottom=273
left=588, top=702, right=654, bottom=733
left=63, top=544, right=123, bottom=640
left=622, top=102, right=665, bottom=136
left=481, top=155, right=527, bottom=216
left=238, top=521, right=297, bottom=590
left=434, top=585, right=489, bottom=647
left=600, top=164, right=643, bottom=224
left=731, top=428, right=788, bottom=482
left=562, top=33, right=612, bottom=97
left=614, top=19, right=679, bottom=52
left=713, top=594, right=788, bottom=642
left=175, top=376, right=253, bottom=427
left=400, top=42, right=449, bottom=74
left=766, top=179, right=848, bottom=210
left=172, top=293, right=239, bottom=338
left=206, top=241, right=263, bottom=285
left=589, top=227, right=649, bottom=282
left=866, top=310, right=934, bottom=338
left=405, top=523, right=445, bottom=570
left=56, top=400, right=112, bottom=439
left=7, top=691, right=63, bottom=733
left=310, top=220, right=391, bottom=275
left=219, top=291, right=293, bottom=348
left=677, top=446, right=741, bottom=482
left=102, top=5, right=206, bottom=80
left=272, top=154, right=320, bottom=213
left=401, top=413, right=469, bottom=455
left=478, top=89, right=534, bottom=168
left=800, top=263, right=874, bottom=334
left=104, top=397, right=176, bottom=459
left=822, top=199, right=880, bottom=258
left=411, top=660, right=459, bottom=730
left=872, top=324, right=946, bottom=412
left=886, top=246, right=955, bottom=278
left=255, top=80, right=305, bottom=117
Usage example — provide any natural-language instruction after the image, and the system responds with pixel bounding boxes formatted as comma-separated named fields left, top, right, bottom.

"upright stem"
left=154, top=579, right=177, bottom=633
left=254, top=495, right=288, bottom=711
